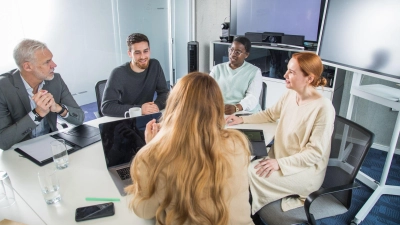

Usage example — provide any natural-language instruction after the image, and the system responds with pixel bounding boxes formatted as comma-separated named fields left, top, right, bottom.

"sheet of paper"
left=16, top=136, right=72, bottom=162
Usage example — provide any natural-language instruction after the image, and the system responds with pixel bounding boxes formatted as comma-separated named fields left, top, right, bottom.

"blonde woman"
left=126, top=72, right=254, bottom=225
left=226, top=52, right=335, bottom=216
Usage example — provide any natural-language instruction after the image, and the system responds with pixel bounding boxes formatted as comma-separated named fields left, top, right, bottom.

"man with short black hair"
left=101, top=33, right=169, bottom=117
left=210, top=36, right=262, bottom=115
left=0, top=39, right=84, bottom=150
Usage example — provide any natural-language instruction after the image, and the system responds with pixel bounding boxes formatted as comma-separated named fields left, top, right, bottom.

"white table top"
left=0, top=116, right=277, bottom=225
left=0, top=191, right=45, bottom=225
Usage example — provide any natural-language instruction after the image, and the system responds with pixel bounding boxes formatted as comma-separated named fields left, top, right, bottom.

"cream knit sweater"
left=243, top=89, right=335, bottom=213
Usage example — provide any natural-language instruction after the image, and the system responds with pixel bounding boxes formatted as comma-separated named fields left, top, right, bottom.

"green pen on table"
left=85, top=197, right=120, bottom=202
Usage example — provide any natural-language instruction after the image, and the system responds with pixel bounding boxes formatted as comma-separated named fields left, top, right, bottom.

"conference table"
left=0, top=116, right=277, bottom=225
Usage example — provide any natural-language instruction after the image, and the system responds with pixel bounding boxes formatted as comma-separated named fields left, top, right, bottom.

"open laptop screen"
left=99, top=113, right=161, bottom=168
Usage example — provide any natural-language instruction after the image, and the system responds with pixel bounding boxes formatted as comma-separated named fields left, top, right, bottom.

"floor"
left=81, top=102, right=400, bottom=225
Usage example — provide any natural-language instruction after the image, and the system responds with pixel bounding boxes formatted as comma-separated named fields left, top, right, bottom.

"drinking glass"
left=37, top=168, right=61, bottom=204
left=0, top=171, right=15, bottom=208
left=51, top=139, right=69, bottom=170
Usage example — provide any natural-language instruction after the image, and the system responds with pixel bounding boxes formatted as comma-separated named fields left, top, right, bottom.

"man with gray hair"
left=0, top=39, right=84, bottom=150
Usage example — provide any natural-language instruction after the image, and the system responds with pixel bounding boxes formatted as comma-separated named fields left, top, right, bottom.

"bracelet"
left=57, top=104, right=67, bottom=115
left=234, top=104, right=240, bottom=112
left=32, top=108, right=43, bottom=122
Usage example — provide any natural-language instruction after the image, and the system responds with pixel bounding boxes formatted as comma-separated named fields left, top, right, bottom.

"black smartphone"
left=75, top=202, right=115, bottom=222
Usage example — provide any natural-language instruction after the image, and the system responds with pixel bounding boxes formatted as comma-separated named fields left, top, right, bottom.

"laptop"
left=51, top=124, right=101, bottom=148
left=236, top=129, right=268, bottom=157
left=98, top=113, right=162, bottom=196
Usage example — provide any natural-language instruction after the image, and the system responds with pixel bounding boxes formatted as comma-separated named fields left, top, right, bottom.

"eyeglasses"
left=228, top=48, right=244, bottom=56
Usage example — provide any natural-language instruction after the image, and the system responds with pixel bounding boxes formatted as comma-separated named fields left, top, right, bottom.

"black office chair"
left=257, top=115, right=375, bottom=225
left=95, top=80, right=107, bottom=118
left=259, top=82, right=267, bottom=110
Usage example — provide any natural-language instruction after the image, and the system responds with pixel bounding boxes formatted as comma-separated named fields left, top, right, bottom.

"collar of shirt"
left=20, top=74, right=45, bottom=109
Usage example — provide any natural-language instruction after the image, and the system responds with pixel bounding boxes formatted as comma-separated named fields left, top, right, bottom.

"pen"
left=85, top=197, right=120, bottom=202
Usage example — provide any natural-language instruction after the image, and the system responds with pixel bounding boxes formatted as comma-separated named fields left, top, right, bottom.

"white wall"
left=195, top=0, right=230, bottom=73
left=0, top=0, right=171, bottom=106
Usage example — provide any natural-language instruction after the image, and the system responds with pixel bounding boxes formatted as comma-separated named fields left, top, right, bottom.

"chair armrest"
left=304, top=183, right=360, bottom=225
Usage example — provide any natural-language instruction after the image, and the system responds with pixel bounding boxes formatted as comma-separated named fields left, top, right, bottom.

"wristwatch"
left=57, top=104, right=67, bottom=115
left=32, top=108, right=43, bottom=122
left=234, top=104, right=240, bottom=112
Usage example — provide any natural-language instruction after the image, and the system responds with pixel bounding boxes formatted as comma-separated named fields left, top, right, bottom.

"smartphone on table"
left=75, top=202, right=115, bottom=222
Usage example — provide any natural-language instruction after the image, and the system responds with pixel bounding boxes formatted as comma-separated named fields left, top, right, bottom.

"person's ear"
left=308, top=74, right=315, bottom=84
left=22, top=61, right=33, bottom=72
left=127, top=50, right=133, bottom=58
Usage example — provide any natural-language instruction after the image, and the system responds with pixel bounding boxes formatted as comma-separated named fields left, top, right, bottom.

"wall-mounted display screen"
left=318, top=0, right=400, bottom=79
left=230, top=0, right=324, bottom=42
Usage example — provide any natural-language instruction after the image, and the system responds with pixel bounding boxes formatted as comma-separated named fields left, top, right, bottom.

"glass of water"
left=51, top=139, right=69, bottom=170
left=37, top=169, right=61, bottom=204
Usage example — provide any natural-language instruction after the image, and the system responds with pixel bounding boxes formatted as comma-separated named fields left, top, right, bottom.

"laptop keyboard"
left=116, top=167, right=131, bottom=180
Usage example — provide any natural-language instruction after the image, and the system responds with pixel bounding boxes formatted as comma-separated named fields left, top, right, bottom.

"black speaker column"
left=188, top=41, right=199, bottom=73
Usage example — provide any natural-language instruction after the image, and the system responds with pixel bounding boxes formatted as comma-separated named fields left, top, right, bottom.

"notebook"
left=98, top=113, right=162, bottom=196
left=15, top=136, right=73, bottom=166
left=15, top=124, right=99, bottom=166
left=236, top=129, right=268, bottom=157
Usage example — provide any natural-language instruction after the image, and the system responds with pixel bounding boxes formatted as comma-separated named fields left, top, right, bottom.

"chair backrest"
left=324, top=115, right=374, bottom=208
left=95, top=80, right=107, bottom=117
left=259, top=82, right=267, bottom=110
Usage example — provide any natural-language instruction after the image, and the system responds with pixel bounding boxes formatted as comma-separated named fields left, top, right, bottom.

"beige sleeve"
left=131, top=161, right=159, bottom=219
left=242, top=90, right=289, bottom=124
left=277, top=103, right=335, bottom=176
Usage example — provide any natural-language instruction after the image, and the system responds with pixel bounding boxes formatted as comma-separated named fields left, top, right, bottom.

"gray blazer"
left=0, top=69, right=85, bottom=150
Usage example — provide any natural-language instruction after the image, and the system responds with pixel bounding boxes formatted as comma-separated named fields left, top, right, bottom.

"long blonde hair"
left=126, top=72, right=250, bottom=225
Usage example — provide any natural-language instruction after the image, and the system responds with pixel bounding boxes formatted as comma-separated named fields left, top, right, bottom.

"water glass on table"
left=0, top=171, right=16, bottom=208
left=37, top=168, right=61, bottom=204
left=51, top=139, right=69, bottom=170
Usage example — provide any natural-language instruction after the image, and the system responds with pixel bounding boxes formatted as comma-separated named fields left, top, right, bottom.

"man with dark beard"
left=101, top=33, right=169, bottom=117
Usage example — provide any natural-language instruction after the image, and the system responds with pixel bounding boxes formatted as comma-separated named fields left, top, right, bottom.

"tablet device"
left=235, top=129, right=268, bottom=156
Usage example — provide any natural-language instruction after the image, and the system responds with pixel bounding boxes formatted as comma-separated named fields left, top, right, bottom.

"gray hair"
left=13, top=39, right=48, bottom=69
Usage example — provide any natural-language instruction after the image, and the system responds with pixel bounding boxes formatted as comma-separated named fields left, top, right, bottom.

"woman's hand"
left=144, top=119, right=160, bottom=143
left=225, top=115, right=244, bottom=126
left=254, top=158, right=280, bottom=178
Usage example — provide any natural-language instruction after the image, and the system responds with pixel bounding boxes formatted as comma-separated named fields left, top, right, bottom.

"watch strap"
left=235, top=104, right=240, bottom=112
left=57, top=104, right=67, bottom=115
left=32, top=108, right=43, bottom=122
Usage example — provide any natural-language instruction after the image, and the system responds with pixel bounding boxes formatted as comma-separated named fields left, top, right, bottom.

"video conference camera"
left=220, top=22, right=233, bottom=42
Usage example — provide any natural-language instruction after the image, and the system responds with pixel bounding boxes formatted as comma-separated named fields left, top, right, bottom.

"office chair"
left=259, top=82, right=267, bottom=110
left=257, top=115, right=375, bottom=225
left=95, top=80, right=107, bottom=118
